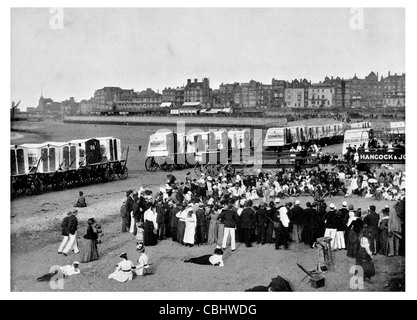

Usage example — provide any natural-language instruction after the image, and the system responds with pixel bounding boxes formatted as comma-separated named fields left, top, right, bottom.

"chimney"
left=187, top=79, right=191, bottom=85
left=388, top=71, right=391, bottom=76
left=194, top=78, right=198, bottom=83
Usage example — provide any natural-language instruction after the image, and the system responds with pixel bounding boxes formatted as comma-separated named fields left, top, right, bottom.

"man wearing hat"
left=363, top=205, right=380, bottom=255
left=256, top=202, right=268, bottom=245
left=324, top=204, right=338, bottom=250
left=61, top=209, right=80, bottom=256
left=291, top=200, right=304, bottom=244
left=195, top=203, right=206, bottom=245
left=124, top=190, right=134, bottom=232
left=240, top=200, right=256, bottom=247
left=218, top=203, right=240, bottom=251
left=58, top=211, right=71, bottom=254
left=169, top=202, right=182, bottom=242
left=339, top=201, right=350, bottom=246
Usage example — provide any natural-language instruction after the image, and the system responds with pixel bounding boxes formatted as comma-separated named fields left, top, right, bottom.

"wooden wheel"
left=223, top=164, right=235, bottom=176
left=145, top=157, right=158, bottom=172
left=194, top=163, right=203, bottom=176
left=118, top=167, right=129, bottom=180
left=105, top=167, right=115, bottom=182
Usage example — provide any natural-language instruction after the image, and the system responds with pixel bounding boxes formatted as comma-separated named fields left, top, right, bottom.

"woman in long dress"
left=347, top=212, right=363, bottom=258
left=143, top=203, right=158, bottom=246
left=183, top=210, right=197, bottom=247
left=79, top=218, right=99, bottom=263
left=217, top=206, right=226, bottom=247
left=108, top=253, right=134, bottom=283
left=207, top=204, right=219, bottom=244
left=378, top=211, right=390, bottom=256
left=355, top=233, right=376, bottom=282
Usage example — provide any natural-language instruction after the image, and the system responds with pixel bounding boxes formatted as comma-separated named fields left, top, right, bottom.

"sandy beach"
left=10, top=120, right=405, bottom=292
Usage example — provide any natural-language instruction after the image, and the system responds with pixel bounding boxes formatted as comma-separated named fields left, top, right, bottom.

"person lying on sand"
left=184, top=246, right=224, bottom=267
left=36, top=261, right=80, bottom=282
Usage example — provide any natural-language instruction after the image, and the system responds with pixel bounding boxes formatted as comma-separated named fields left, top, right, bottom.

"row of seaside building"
left=30, top=71, right=405, bottom=115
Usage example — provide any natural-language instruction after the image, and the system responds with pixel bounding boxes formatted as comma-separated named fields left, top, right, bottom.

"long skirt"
left=356, top=249, right=375, bottom=279
left=177, top=221, right=186, bottom=244
left=108, top=270, right=133, bottom=282
left=184, top=254, right=212, bottom=265
left=347, top=230, right=360, bottom=258
left=144, top=220, right=157, bottom=246
left=217, top=224, right=225, bottom=246
left=79, top=238, right=99, bottom=263
left=207, top=221, right=219, bottom=244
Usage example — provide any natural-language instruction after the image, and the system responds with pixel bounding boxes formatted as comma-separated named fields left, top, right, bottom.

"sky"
left=11, top=7, right=405, bottom=110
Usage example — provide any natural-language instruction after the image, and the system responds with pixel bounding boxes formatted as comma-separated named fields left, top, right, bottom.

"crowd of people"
left=119, top=167, right=405, bottom=280
left=51, top=162, right=405, bottom=285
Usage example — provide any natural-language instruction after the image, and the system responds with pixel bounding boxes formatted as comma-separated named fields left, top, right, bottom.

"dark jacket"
left=126, top=196, right=134, bottom=214
left=83, top=226, right=98, bottom=241
left=363, top=212, right=380, bottom=230
left=291, top=206, right=304, bottom=225
left=256, top=208, right=268, bottom=226
left=218, top=209, right=239, bottom=228
left=240, top=207, right=256, bottom=229
left=61, top=216, right=70, bottom=236
left=195, top=208, right=206, bottom=226
left=324, top=210, right=338, bottom=229
left=155, top=203, right=165, bottom=224
left=67, top=215, right=78, bottom=235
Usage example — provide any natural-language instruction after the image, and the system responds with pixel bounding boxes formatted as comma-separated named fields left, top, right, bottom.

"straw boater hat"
left=136, top=243, right=145, bottom=252
left=342, top=201, right=348, bottom=207
left=329, top=203, right=336, bottom=210
left=274, top=198, right=281, bottom=204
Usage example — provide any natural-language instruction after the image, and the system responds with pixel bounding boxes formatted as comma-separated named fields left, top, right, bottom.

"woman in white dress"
left=135, top=243, right=151, bottom=276
left=183, top=210, right=197, bottom=247
left=108, top=253, right=134, bottom=282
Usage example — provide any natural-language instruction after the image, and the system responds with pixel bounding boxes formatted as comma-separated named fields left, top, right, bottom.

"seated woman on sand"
left=108, top=253, right=134, bottom=283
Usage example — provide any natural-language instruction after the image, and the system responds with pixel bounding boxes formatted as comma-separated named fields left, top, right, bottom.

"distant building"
left=37, top=94, right=62, bottom=114
left=162, top=87, right=176, bottom=104
left=184, top=78, right=211, bottom=108
left=218, top=82, right=240, bottom=107
left=323, top=76, right=345, bottom=108
left=271, top=79, right=287, bottom=108
left=285, top=79, right=311, bottom=108
left=285, top=88, right=306, bottom=108
left=307, top=83, right=335, bottom=107
left=382, top=72, right=405, bottom=108
left=115, top=88, right=162, bottom=112
left=80, top=98, right=95, bottom=115
left=175, top=87, right=185, bottom=108
left=61, top=97, right=80, bottom=115
left=93, top=87, right=135, bottom=112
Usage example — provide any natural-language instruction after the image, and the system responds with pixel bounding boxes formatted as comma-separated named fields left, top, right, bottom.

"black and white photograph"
left=4, top=1, right=414, bottom=301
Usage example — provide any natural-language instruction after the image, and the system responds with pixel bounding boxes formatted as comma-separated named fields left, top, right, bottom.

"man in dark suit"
left=240, top=200, right=256, bottom=247
left=256, top=202, right=268, bottom=245
left=363, top=205, right=380, bottom=254
left=218, top=203, right=240, bottom=251
left=195, top=203, right=206, bottom=245
left=62, top=210, right=79, bottom=256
